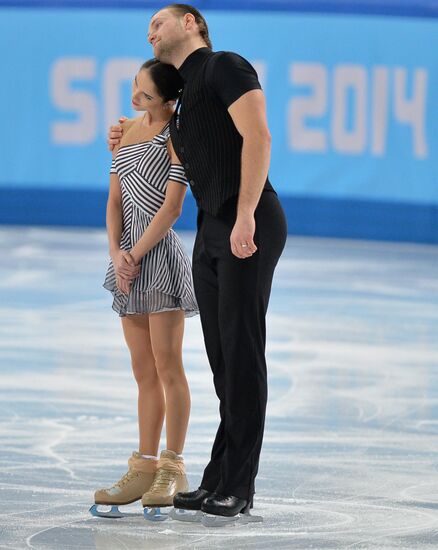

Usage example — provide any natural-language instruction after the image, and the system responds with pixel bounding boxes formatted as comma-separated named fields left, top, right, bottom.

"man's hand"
left=230, top=213, right=257, bottom=259
left=108, top=116, right=127, bottom=151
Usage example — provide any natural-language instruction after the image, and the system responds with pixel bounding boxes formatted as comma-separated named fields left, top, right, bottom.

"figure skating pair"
left=97, top=3, right=286, bottom=526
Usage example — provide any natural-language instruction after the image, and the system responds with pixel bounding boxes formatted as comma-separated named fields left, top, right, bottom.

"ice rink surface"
left=0, top=227, right=438, bottom=549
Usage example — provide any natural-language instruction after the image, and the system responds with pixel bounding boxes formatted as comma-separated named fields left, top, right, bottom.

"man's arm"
left=228, top=89, right=271, bottom=259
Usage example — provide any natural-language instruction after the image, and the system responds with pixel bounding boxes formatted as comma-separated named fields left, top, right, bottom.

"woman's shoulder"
left=120, top=117, right=143, bottom=143
left=113, top=118, right=145, bottom=156
left=113, top=119, right=171, bottom=158
left=121, top=117, right=140, bottom=132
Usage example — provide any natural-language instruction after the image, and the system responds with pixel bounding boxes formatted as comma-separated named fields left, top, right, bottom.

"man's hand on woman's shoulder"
left=108, top=116, right=129, bottom=151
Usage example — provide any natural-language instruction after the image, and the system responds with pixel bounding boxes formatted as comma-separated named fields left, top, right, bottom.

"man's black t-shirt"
left=205, top=51, right=262, bottom=109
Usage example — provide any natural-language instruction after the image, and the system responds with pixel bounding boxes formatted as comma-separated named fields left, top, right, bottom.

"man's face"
left=148, top=9, right=185, bottom=63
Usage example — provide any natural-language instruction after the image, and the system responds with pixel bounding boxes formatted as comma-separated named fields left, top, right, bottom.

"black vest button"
left=185, top=163, right=189, bottom=169
left=189, top=180, right=195, bottom=186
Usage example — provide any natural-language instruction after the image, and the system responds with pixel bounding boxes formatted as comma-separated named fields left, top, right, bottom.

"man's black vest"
left=170, top=49, right=273, bottom=216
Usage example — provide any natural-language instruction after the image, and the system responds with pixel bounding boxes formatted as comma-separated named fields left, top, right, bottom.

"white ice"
left=0, top=227, right=438, bottom=549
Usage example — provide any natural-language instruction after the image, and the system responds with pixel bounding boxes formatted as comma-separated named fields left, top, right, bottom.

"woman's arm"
left=106, top=173, right=123, bottom=257
left=107, top=119, right=136, bottom=258
left=106, top=172, right=139, bottom=293
left=129, top=139, right=187, bottom=264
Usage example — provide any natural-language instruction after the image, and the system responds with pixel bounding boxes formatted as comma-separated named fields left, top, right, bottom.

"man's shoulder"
left=205, top=51, right=255, bottom=81
left=209, top=50, right=250, bottom=65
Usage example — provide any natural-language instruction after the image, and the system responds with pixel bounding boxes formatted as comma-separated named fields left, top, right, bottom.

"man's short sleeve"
left=206, top=52, right=262, bottom=109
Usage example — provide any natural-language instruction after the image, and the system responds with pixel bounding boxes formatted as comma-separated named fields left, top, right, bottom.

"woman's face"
left=131, top=68, right=164, bottom=113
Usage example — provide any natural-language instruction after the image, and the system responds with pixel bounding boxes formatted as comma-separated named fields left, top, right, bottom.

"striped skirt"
left=103, top=205, right=198, bottom=318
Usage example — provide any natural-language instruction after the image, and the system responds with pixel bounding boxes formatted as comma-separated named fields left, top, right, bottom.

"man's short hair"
left=166, top=4, right=212, bottom=49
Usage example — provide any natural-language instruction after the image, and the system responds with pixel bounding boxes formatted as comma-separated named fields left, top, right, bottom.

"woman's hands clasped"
left=111, top=249, right=140, bottom=294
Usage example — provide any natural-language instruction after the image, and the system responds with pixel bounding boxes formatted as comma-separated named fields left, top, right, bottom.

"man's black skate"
left=173, top=488, right=211, bottom=510
left=169, top=488, right=211, bottom=522
left=200, top=493, right=263, bottom=527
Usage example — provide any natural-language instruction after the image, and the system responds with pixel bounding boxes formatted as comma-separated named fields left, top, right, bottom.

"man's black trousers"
left=192, top=190, right=287, bottom=501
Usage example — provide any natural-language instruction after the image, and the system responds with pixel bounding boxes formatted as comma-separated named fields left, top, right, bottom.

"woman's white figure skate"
left=90, top=451, right=158, bottom=519
left=141, top=449, right=189, bottom=522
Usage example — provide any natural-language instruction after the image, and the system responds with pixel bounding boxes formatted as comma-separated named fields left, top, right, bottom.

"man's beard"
left=155, top=41, right=179, bottom=65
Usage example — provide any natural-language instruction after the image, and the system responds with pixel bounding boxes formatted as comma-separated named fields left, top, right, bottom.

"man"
left=109, top=3, right=287, bottom=519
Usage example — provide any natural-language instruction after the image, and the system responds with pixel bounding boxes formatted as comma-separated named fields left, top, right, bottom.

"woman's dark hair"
left=166, top=3, right=212, bottom=49
left=140, top=59, right=184, bottom=102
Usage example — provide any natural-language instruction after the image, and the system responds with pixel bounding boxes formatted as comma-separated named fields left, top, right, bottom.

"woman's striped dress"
left=103, top=122, right=199, bottom=318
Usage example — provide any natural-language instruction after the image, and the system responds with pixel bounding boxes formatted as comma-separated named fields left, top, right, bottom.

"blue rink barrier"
left=2, top=188, right=437, bottom=244
left=1, top=4, right=437, bottom=243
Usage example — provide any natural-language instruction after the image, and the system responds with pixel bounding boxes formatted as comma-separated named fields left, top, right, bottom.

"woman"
left=92, top=59, right=198, bottom=519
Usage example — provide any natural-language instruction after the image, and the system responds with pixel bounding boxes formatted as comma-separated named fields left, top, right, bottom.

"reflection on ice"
left=0, top=228, right=437, bottom=548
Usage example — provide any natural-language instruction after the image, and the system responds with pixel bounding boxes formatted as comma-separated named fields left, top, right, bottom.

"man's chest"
left=179, top=77, right=216, bottom=119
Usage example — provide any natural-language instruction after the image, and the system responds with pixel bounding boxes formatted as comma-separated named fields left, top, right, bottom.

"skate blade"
left=169, top=508, right=203, bottom=523
left=143, top=507, right=168, bottom=522
left=201, top=511, right=263, bottom=528
left=89, top=504, right=141, bottom=519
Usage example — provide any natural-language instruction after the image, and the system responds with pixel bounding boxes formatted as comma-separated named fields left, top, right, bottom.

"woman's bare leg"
left=149, top=310, right=190, bottom=455
left=121, top=314, right=165, bottom=456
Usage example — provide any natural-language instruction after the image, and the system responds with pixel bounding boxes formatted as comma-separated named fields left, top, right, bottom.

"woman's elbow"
left=107, top=198, right=122, bottom=213
left=172, top=205, right=183, bottom=219
left=260, top=128, right=272, bottom=146
left=164, top=202, right=183, bottom=220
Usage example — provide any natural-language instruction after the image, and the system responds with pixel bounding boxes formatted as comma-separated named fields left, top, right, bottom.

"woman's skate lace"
left=110, top=469, right=139, bottom=490
left=148, top=469, right=175, bottom=494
